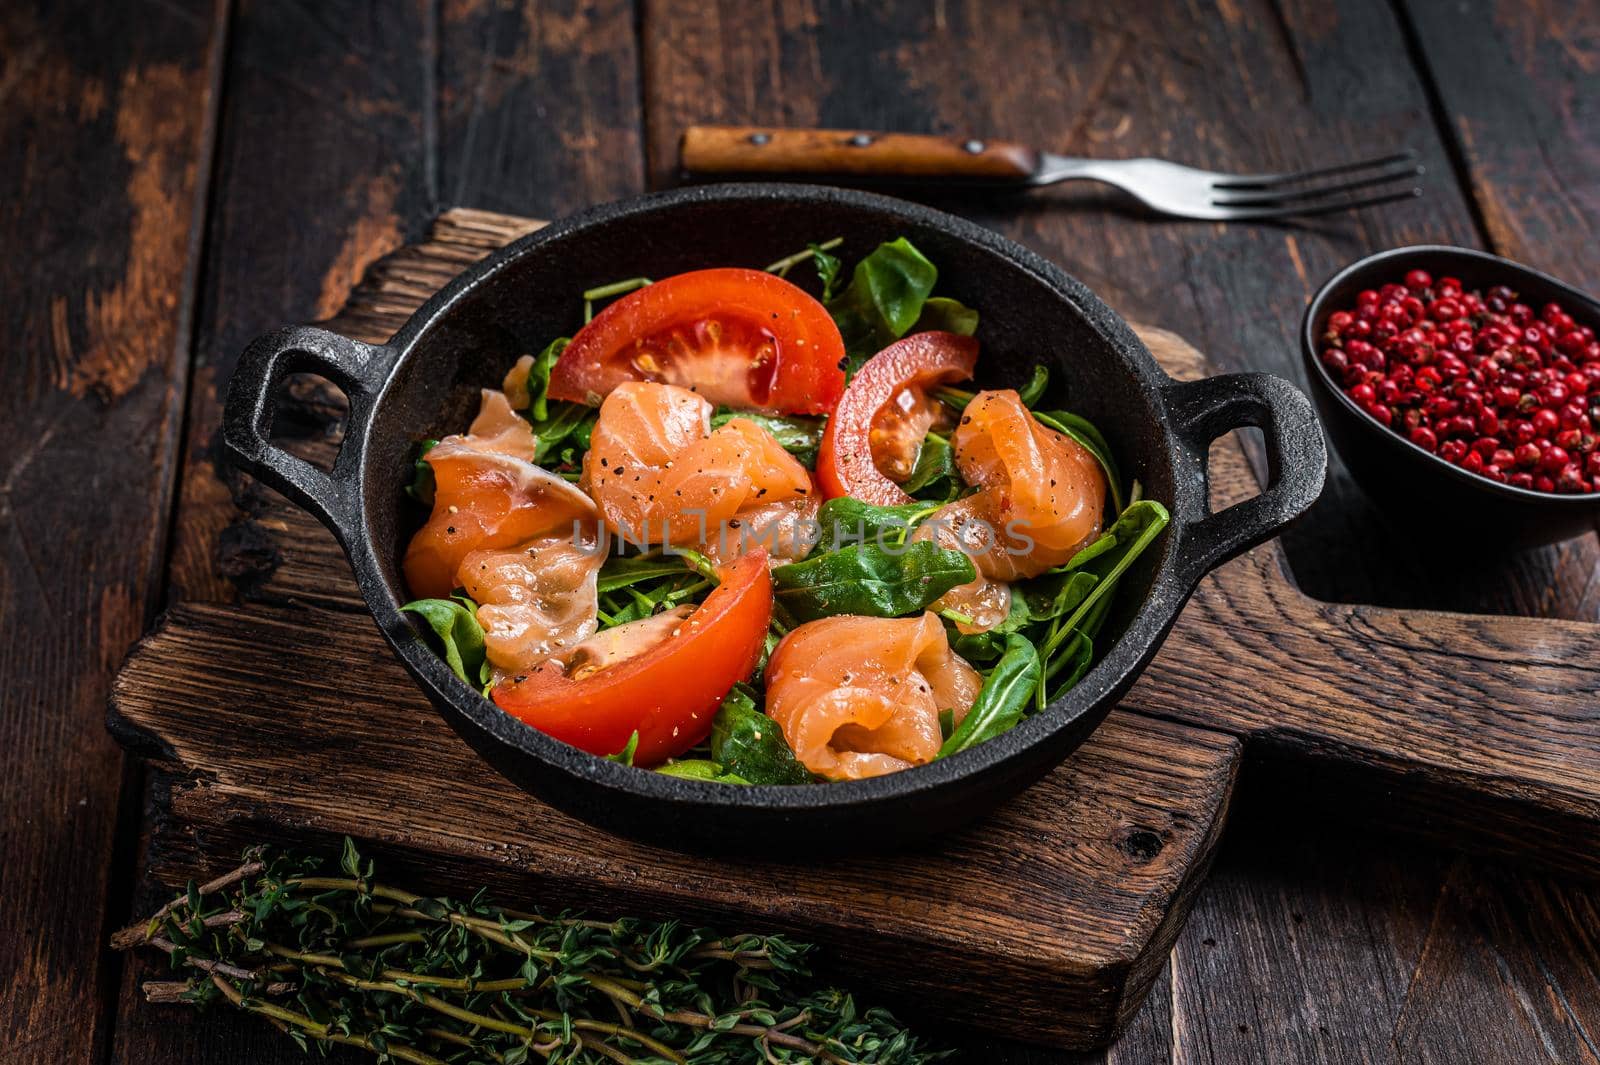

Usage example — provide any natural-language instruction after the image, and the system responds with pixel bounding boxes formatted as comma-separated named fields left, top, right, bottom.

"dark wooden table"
left=6, top=1, right=1599, bottom=1061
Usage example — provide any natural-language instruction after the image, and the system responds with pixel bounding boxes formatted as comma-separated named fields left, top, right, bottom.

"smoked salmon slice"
left=456, top=529, right=606, bottom=681
left=922, top=389, right=1106, bottom=583
left=764, top=612, right=982, bottom=780
left=403, top=389, right=598, bottom=600
left=582, top=381, right=814, bottom=550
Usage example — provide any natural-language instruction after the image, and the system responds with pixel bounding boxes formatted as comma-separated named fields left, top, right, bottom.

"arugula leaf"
left=655, top=759, right=750, bottom=784
left=710, top=686, right=812, bottom=785
left=597, top=556, right=692, bottom=594
left=1045, top=630, right=1094, bottom=704
left=401, top=597, right=488, bottom=686
left=902, top=432, right=959, bottom=500
left=911, top=296, right=979, bottom=336
left=710, top=409, right=823, bottom=468
left=1016, top=365, right=1050, bottom=408
left=1037, top=500, right=1170, bottom=682
left=523, top=337, right=568, bottom=420
left=772, top=541, right=975, bottom=622
left=605, top=732, right=640, bottom=765
left=811, top=243, right=843, bottom=302
left=1020, top=568, right=1099, bottom=621
left=950, top=629, right=1007, bottom=664
left=814, top=497, right=931, bottom=549
left=827, top=238, right=939, bottom=363
left=531, top=402, right=595, bottom=465
left=1033, top=409, right=1124, bottom=513
left=938, top=633, right=1042, bottom=757
left=405, top=439, right=439, bottom=506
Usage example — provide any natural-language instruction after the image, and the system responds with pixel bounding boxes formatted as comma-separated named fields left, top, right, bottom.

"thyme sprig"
left=115, top=841, right=947, bottom=1065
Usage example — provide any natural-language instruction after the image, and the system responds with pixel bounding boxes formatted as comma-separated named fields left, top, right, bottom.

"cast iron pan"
left=223, top=184, right=1325, bottom=854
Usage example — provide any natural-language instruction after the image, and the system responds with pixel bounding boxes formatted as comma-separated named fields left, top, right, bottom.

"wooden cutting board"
left=109, top=209, right=1600, bottom=1050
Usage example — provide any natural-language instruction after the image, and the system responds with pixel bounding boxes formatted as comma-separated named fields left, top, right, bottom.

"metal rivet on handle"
left=963, top=139, right=986, bottom=154
left=748, top=132, right=772, bottom=146
left=848, top=133, right=874, bottom=147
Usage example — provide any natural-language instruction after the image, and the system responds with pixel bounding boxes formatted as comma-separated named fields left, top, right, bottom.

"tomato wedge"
left=491, top=550, right=772, bottom=765
left=816, top=331, right=979, bottom=505
left=548, top=268, right=846, bottom=415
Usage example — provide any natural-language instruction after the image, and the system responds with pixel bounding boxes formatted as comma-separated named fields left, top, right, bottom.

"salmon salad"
left=400, top=237, right=1169, bottom=783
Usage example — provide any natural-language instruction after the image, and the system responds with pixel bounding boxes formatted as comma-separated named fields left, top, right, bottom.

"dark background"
left=4, top=0, right=1599, bottom=1062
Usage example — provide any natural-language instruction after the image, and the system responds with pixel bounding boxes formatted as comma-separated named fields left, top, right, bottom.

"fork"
left=680, top=126, right=1424, bottom=221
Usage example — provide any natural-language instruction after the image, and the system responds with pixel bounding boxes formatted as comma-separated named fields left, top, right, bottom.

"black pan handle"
left=1160, top=372, right=1326, bottom=584
left=222, top=326, right=393, bottom=536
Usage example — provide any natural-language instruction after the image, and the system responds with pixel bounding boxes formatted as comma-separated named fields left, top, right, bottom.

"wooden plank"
left=110, top=600, right=1240, bottom=1050
left=1399, top=0, right=1600, bottom=289
left=438, top=0, right=646, bottom=215
left=161, top=0, right=437, bottom=605
left=0, top=2, right=222, bottom=1063
left=639, top=0, right=1600, bottom=621
left=1388, top=858, right=1600, bottom=1064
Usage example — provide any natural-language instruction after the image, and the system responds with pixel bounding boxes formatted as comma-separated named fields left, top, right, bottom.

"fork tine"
left=1213, top=186, right=1423, bottom=221
left=1211, top=149, right=1420, bottom=190
left=1211, top=160, right=1425, bottom=207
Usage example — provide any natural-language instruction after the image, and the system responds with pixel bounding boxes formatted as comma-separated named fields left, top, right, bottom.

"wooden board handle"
left=679, top=125, right=1039, bottom=182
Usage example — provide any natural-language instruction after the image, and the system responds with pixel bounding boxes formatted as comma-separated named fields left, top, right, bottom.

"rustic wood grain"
left=1398, top=0, right=1600, bottom=292
left=1387, top=857, right=1600, bottom=1063
left=163, top=0, right=647, bottom=607
left=0, top=2, right=222, bottom=1062
left=641, top=0, right=1600, bottom=622
left=110, top=599, right=1239, bottom=1050
left=1129, top=549, right=1600, bottom=878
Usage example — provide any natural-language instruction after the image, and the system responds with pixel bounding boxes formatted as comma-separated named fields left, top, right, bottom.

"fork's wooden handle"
left=679, top=125, right=1039, bottom=183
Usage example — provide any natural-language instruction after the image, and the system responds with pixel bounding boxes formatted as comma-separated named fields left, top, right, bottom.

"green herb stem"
left=763, top=236, right=843, bottom=277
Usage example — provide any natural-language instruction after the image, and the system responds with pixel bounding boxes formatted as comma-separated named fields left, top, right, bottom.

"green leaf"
left=772, top=541, right=975, bottom=622
left=827, top=238, right=939, bottom=364
left=950, top=629, right=1007, bottom=664
left=1047, top=630, right=1095, bottom=703
left=1016, top=365, right=1050, bottom=408
left=710, top=686, right=812, bottom=785
left=605, top=732, right=640, bottom=766
left=902, top=432, right=958, bottom=499
left=710, top=409, right=823, bottom=468
left=814, top=497, right=932, bottom=549
left=1037, top=499, right=1171, bottom=689
left=597, top=556, right=692, bottom=594
left=1033, top=409, right=1124, bottom=514
left=400, top=597, right=487, bottom=686
left=938, top=633, right=1042, bottom=758
left=530, top=401, right=595, bottom=465
left=523, top=337, right=568, bottom=421
left=811, top=243, right=843, bottom=302
left=404, top=439, right=438, bottom=506
left=911, top=296, right=979, bottom=336
left=1020, top=569, right=1099, bottom=621
left=655, top=759, right=751, bottom=784
left=340, top=837, right=362, bottom=880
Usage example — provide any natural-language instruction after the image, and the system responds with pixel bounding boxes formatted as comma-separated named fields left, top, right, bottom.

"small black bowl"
left=1302, top=245, right=1600, bottom=550
left=225, top=183, right=1325, bottom=854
